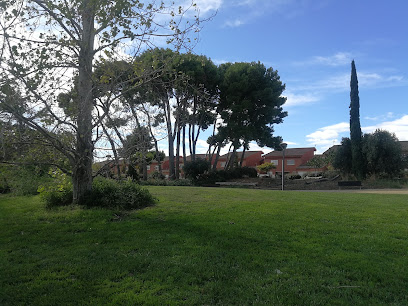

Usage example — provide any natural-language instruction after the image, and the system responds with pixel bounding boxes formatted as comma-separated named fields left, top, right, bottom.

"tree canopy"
left=0, top=0, right=203, bottom=201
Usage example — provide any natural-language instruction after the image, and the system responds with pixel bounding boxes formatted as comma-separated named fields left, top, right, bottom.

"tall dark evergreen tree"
left=349, top=60, right=365, bottom=179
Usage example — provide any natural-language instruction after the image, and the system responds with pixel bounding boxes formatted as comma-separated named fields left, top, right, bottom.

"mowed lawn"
left=1, top=187, right=407, bottom=305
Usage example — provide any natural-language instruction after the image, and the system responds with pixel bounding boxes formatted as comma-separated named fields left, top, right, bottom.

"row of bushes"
left=193, top=167, right=258, bottom=186
left=38, top=171, right=157, bottom=210
left=137, top=179, right=192, bottom=186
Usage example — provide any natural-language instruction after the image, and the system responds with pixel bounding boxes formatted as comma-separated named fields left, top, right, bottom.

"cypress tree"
left=349, top=60, right=365, bottom=179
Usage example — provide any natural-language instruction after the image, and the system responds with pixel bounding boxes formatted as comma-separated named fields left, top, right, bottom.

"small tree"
left=333, top=137, right=353, bottom=176
left=362, top=129, right=402, bottom=177
left=349, top=60, right=365, bottom=179
left=257, top=162, right=276, bottom=174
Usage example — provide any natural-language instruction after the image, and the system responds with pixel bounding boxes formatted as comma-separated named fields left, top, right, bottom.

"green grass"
left=1, top=187, right=408, bottom=305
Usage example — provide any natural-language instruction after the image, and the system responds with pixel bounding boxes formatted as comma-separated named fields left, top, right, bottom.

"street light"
left=280, top=143, right=287, bottom=191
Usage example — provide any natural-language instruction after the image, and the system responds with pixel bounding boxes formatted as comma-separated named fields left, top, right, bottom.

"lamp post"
left=280, top=143, right=287, bottom=191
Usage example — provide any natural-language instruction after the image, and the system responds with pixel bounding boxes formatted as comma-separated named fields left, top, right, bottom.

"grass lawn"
left=1, top=187, right=407, bottom=305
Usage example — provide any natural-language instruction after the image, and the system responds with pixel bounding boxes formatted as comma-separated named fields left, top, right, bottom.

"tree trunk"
left=101, top=122, right=121, bottom=178
left=175, top=127, right=181, bottom=179
left=224, top=143, right=233, bottom=169
left=73, top=2, right=95, bottom=204
left=142, top=153, right=148, bottom=180
left=182, top=125, right=187, bottom=166
left=240, top=145, right=247, bottom=167
left=212, top=145, right=222, bottom=171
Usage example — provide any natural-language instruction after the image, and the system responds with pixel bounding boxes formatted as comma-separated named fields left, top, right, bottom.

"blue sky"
left=184, top=0, right=408, bottom=154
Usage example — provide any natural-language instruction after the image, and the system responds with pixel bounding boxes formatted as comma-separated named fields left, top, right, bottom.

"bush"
left=257, top=162, right=276, bottom=173
left=38, top=169, right=73, bottom=209
left=289, top=174, right=301, bottom=180
left=127, top=165, right=139, bottom=181
left=183, top=159, right=210, bottom=180
left=1, top=164, right=52, bottom=195
left=138, top=178, right=192, bottom=186
left=193, top=167, right=258, bottom=186
left=0, top=176, right=10, bottom=194
left=138, top=179, right=167, bottom=186
left=166, top=179, right=192, bottom=186
left=39, top=174, right=157, bottom=210
left=149, top=171, right=165, bottom=180
left=241, top=167, right=258, bottom=178
left=81, top=177, right=157, bottom=210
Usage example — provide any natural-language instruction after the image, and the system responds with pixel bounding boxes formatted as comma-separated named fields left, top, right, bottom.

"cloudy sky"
left=181, top=0, right=408, bottom=154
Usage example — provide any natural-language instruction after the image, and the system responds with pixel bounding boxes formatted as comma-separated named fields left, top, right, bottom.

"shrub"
left=0, top=176, right=10, bottom=194
left=127, top=165, right=139, bottom=181
left=183, top=159, right=210, bottom=180
left=81, top=177, right=157, bottom=210
left=38, top=169, right=73, bottom=209
left=241, top=167, right=258, bottom=178
left=1, top=164, right=52, bottom=195
left=138, top=179, right=168, bottom=186
left=166, top=179, right=192, bottom=186
left=193, top=167, right=258, bottom=186
left=257, top=162, right=276, bottom=173
left=150, top=171, right=165, bottom=180
left=289, top=174, right=301, bottom=180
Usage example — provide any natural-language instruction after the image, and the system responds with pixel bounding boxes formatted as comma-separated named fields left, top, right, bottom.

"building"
left=263, top=147, right=325, bottom=177
left=215, top=151, right=264, bottom=169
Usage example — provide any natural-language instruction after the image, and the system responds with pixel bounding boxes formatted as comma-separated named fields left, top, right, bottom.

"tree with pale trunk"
left=0, top=0, right=204, bottom=203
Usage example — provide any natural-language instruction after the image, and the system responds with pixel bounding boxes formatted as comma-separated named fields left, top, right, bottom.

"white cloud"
left=363, top=115, right=408, bottom=140
left=295, top=71, right=407, bottom=93
left=364, top=112, right=394, bottom=121
left=193, top=0, right=223, bottom=15
left=306, top=122, right=349, bottom=153
left=294, top=52, right=353, bottom=67
left=305, top=115, right=408, bottom=154
left=212, top=58, right=229, bottom=65
left=218, top=0, right=295, bottom=28
left=224, top=19, right=245, bottom=28
left=284, top=92, right=320, bottom=107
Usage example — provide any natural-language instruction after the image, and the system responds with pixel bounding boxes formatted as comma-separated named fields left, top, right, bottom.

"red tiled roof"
left=263, top=147, right=315, bottom=158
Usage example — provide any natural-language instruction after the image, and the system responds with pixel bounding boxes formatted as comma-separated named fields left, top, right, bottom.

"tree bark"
left=175, top=127, right=181, bottom=179
left=239, top=145, right=247, bottom=167
left=73, top=1, right=95, bottom=203
left=212, top=145, right=222, bottom=171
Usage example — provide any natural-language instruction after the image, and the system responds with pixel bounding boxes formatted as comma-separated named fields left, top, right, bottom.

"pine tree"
left=349, top=60, right=365, bottom=179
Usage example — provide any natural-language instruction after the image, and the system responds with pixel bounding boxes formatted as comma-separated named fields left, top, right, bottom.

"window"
left=270, top=160, right=279, bottom=165
left=287, top=159, right=295, bottom=166
left=155, top=166, right=159, bottom=171
left=146, top=165, right=151, bottom=170
left=220, top=162, right=226, bottom=167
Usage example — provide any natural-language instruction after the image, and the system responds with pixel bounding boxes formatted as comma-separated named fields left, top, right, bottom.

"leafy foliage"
left=38, top=169, right=73, bottom=208
left=183, top=158, right=210, bottom=180
left=349, top=60, right=365, bottom=179
left=0, top=164, right=52, bottom=195
left=194, top=167, right=258, bottom=185
left=217, top=62, right=286, bottom=150
left=362, top=130, right=403, bottom=177
left=0, top=0, right=204, bottom=202
left=39, top=173, right=157, bottom=210
left=334, top=130, right=404, bottom=178
left=81, top=177, right=157, bottom=210
left=257, top=162, right=276, bottom=173
left=333, top=137, right=353, bottom=176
